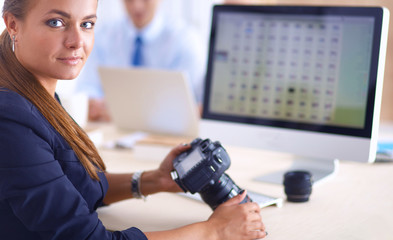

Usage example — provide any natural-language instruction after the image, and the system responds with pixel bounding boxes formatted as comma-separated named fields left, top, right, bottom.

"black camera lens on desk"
left=283, top=171, right=313, bottom=202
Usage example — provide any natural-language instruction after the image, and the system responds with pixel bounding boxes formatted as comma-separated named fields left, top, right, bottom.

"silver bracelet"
left=131, top=171, right=146, bottom=200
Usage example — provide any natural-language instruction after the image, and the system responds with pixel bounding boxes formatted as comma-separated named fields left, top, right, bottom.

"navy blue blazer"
left=0, top=89, right=147, bottom=240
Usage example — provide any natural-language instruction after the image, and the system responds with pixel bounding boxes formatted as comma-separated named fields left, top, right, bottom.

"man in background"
left=76, top=0, right=206, bottom=121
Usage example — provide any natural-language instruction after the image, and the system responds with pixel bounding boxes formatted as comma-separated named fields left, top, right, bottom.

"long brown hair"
left=0, top=0, right=105, bottom=180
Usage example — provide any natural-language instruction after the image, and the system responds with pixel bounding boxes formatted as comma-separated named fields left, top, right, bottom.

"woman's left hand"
left=157, top=143, right=191, bottom=192
left=140, top=143, right=191, bottom=196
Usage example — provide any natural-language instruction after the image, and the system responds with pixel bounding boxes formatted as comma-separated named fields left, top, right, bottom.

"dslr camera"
left=171, top=138, right=252, bottom=210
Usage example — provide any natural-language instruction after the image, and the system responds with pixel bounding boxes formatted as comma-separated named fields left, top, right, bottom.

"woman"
left=0, top=0, right=267, bottom=239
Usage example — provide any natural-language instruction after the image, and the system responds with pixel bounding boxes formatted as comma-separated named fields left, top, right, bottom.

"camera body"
left=171, top=138, right=251, bottom=209
left=171, top=138, right=230, bottom=193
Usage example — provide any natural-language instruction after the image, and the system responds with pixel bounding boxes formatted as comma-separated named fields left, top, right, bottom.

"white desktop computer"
left=199, top=5, right=389, bottom=184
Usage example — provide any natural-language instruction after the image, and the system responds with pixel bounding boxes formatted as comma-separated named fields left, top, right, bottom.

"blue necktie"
left=132, top=35, right=143, bottom=66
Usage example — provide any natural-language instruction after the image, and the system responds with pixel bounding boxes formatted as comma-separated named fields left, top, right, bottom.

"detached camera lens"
left=283, top=171, right=313, bottom=202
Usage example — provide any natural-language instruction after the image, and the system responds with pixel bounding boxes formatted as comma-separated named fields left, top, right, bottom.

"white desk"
left=95, top=124, right=393, bottom=240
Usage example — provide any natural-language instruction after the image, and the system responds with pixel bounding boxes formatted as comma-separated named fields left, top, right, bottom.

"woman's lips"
left=58, top=56, right=82, bottom=65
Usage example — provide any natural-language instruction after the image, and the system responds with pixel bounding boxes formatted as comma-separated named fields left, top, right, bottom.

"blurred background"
left=0, top=0, right=393, bottom=121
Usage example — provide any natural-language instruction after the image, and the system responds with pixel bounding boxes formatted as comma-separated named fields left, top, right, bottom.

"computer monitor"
left=199, top=5, right=389, bottom=184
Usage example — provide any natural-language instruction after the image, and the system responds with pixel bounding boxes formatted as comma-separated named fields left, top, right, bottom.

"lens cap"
left=283, top=171, right=313, bottom=202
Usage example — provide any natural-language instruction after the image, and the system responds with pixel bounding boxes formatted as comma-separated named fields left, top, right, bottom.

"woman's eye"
left=47, top=19, right=64, bottom=28
left=81, top=21, right=95, bottom=29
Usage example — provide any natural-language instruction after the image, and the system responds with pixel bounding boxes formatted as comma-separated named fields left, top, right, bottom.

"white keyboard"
left=247, top=190, right=283, bottom=208
left=179, top=190, right=283, bottom=209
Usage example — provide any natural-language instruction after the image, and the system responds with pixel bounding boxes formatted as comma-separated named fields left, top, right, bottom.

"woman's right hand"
left=207, top=190, right=267, bottom=240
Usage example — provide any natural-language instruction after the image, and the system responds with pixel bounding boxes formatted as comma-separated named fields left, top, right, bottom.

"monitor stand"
left=254, top=157, right=339, bottom=185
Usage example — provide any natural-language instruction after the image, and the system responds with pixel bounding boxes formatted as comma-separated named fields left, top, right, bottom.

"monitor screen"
left=200, top=5, right=389, bottom=183
left=203, top=6, right=385, bottom=138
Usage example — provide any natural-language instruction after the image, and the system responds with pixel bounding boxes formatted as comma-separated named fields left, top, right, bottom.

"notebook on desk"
left=99, top=67, right=200, bottom=138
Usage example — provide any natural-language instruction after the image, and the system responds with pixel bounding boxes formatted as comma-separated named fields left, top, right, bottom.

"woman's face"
left=13, top=0, right=97, bottom=84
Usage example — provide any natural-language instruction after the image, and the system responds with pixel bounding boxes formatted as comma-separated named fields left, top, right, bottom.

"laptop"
left=99, top=67, right=200, bottom=138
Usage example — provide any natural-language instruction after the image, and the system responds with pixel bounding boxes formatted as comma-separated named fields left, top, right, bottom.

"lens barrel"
left=200, top=173, right=251, bottom=210
left=283, top=171, right=313, bottom=202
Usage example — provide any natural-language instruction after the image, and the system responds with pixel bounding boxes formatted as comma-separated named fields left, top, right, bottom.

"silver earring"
left=12, top=35, right=15, bottom=53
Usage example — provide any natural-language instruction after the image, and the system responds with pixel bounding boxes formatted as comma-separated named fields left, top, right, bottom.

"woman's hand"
left=157, top=143, right=191, bottom=192
left=143, top=147, right=267, bottom=240
left=207, top=191, right=267, bottom=240
left=140, top=143, right=191, bottom=195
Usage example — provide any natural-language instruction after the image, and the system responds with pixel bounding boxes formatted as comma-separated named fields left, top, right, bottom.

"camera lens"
left=200, top=173, right=251, bottom=210
left=283, top=171, right=313, bottom=202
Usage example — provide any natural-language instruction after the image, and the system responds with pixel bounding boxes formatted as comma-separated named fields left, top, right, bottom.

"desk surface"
left=95, top=124, right=393, bottom=240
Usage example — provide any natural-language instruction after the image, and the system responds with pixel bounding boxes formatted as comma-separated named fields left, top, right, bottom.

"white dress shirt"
left=75, top=11, right=206, bottom=102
